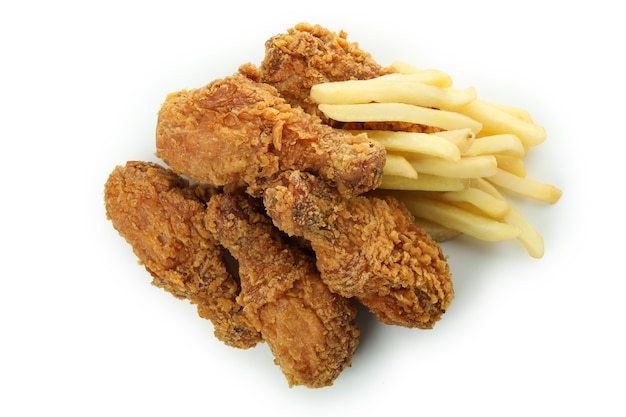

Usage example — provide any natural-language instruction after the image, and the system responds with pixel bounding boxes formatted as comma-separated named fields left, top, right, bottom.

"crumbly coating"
left=155, top=72, right=385, bottom=197
left=206, top=193, right=359, bottom=387
left=263, top=170, right=454, bottom=329
left=104, top=161, right=261, bottom=348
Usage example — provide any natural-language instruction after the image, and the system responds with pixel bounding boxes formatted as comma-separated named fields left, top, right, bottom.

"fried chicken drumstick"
left=156, top=72, right=385, bottom=197
left=263, top=170, right=454, bottom=329
left=206, top=192, right=359, bottom=388
left=104, top=161, right=261, bottom=349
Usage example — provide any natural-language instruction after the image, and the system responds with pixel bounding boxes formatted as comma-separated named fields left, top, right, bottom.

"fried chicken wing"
left=251, top=22, right=390, bottom=117
left=205, top=192, right=359, bottom=388
left=263, top=170, right=454, bottom=329
left=104, top=161, right=261, bottom=349
left=155, top=72, right=385, bottom=197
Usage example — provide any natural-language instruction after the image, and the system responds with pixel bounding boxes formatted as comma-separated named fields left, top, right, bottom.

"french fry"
left=318, top=103, right=483, bottom=133
left=361, top=130, right=461, bottom=161
left=383, top=154, right=418, bottom=178
left=310, top=79, right=476, bottom=110
left=504, top=204, right=545, bottom=258
left=494, top=155, right=527, bottom=177
left=410, top=155, right=497, bottom=178
left=379, top=174, right=467, bottom=191
left=433, top=187, right=511, bottom=219
left=463, top=134, right=526, bottom=158
left=433, top=129, right=475, bottom=153
left=487, top=168, right=562, bottom=204
left=457, top=99, right=546, bottom=147
left=388, top=61, right=453, bottom=87
left=480, top=99, right=535, bottom=123
left=400, top=198, right=521, bottom=242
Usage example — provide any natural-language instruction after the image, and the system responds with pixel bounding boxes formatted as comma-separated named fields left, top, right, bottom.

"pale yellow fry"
left=388, top=61, right=453, bottom=87
left=504, top=205, right=545, bottom=258
left=383, top=154, right=418, bottom=179
left=435, top=188, right=510, bottom=219
left=480, top=99, right=534, bottom=123
left=487, top=168, right=562, bottom=204
left=401, top=198, right=521, bottom=242
left=457, top=99, right=546, bottom=147
left=361, top=130, right=461, bottom=161
left=410, top=155, right=498, bottom=178
left=470, top=177, right=505, bottom=200
left=318, top=103, right=483, bottom=133
left=310, top=79, right=476, bottom=109
left=463, top=134, right=527, bottom=158
left=379, top=174, right=467, bottom=191
left=495, top=155, right=526, bottom=177
left=432, top=129, right=475, bottom=153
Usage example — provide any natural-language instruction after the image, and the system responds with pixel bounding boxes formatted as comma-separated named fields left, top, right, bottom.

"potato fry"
left=388, top=61, right=453, bottom=87
left=433, top=129, right=475, bottom=153
left=410, top=155, right=497, bottom=178
left=494, top=155, right=527, bottom=177
left=433, top=187, right=511, bottom=219
left=383, top=154, right=418, bottom=179
left=487, top=168, right=562, bottom=204
left=360, top=130, right=461, bottom=161
left=318, top=103, right=483, bottom=133
left=457, top=99, right=546, bottom=147
left=400, top=198, right=521, bottom=242
left=480, top=99, right=535, bottom=123
left=379, top=174, right=467, bottom=191
left=503, top=204, right=545, bottom=258
left=310, top=79, right=475, bottom=109
left=463, top=134, right=526, bottom=158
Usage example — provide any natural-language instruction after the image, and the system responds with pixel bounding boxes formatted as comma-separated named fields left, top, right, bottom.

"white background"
left=1, top=1, right=624, bottom=415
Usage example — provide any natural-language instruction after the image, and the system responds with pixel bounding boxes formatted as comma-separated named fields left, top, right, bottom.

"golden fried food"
left=263, top=170, right=454, bottom=329
left=249, top=22, right=390, bottom=118
left=155, top=72, right=385, bottom=197
left=104, top=161, right=261, bottom=348
left=206, top=192, right=359, bottom=387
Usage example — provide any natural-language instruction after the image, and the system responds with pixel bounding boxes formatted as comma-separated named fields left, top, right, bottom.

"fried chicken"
left=104, top=161, right=261, bottom=349
left=155, top=71, right=385, bottom=197
left=263, top=170, right=454, bottom=329
left=205, top=192, right=359, bottom=388
left=249, top=22, right=391, bottom=118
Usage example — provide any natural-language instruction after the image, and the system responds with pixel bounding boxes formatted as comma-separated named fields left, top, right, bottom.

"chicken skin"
left=104, top=161, right=261, bottom=349
left=263, top=170, right=454, bottom=329
left=155, top=72, right=385, bottom=197
left=205, top=192, right=359, bottom=388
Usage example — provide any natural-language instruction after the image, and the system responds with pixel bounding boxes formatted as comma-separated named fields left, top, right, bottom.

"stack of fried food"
left=105, top=22, right=557, bottom=388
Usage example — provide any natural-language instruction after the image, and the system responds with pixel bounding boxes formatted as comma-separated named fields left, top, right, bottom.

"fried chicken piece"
left=155, top=72, right=385, bottom=197
left=263, top=170, right=454, bottom=329
left=104, top=161, right=261, bottom=349
left=205, top=192, right=359, bottom=388
left=250, top=22, right=391, bottom=118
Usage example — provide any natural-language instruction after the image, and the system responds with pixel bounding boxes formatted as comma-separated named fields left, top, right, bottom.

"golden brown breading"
left=104, top=161, right=261, bottom=348
left=263, top=170, right=454, bottom=329
left=250, top=22, right=391, bottom=118
left=155, top=72, right=385, bottom=197
left=205, top=192, right=359, bottom=388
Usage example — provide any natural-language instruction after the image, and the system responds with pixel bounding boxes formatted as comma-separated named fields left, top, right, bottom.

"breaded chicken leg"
left=250, top=22, right=390, bottom=117
left=205, top=192, right=359, bottom=388
left=155, top=72, right=385, bottom=197
left=263, top=170, right=454, bottom=329
left=104, top=161, right=261, bottom=349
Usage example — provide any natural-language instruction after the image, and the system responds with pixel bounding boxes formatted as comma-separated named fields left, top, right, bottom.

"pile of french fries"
left=310, top=61, right=562, bottom=258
